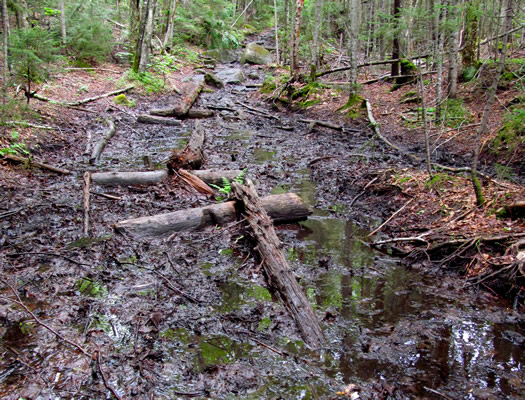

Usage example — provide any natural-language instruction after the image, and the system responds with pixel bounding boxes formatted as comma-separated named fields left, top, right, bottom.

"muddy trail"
left=2, top=40, right=525, bottom=399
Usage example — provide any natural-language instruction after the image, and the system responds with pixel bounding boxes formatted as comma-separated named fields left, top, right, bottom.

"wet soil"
left=1, top=44, right=524, bottom=399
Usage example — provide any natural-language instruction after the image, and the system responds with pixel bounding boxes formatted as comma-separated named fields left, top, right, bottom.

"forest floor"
left=0, top=36, right=524, bottom=399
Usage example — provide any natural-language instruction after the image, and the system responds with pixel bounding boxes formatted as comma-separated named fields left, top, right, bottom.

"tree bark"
left=347, top=0, right=359, bottom=97
left=137, top=114, right=182, bottom=125
left=90, top=119, right=116, bottom=164
left=232, top=181, right=323, bottom=349
left=311, top=0, right=322, bottom=68
left=133, top=0, right=157, bottom=74
left=129, top=0, right=140, bottom=56
left=274, top=0, right=280, bottom=65
left=114, top=192, right=312, bottom=237
left=447, top=0, right=459, bottom=98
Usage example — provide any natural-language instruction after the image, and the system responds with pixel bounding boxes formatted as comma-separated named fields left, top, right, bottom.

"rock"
left=205, top=72, right=225, bottom=88
left=215, top=68, right=246, bottom=84
left=247, top=72, right=260, bottom=80
left=204, top=48, right=238, bottom=64
left=240, top=42, right=273, bottom=65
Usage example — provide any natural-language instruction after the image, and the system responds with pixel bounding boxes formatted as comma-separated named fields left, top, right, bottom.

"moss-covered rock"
left=241, top=42, right=272, bottom=65
left=204, top=48, right=238, bottom=64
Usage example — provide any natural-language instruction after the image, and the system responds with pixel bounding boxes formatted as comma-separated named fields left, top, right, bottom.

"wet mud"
left=1, top=44, right=524, bottom=399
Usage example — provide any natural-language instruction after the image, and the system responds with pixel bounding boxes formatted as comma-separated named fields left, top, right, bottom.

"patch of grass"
left=0, top=130, right=30, bottom=156
left=122, top=70, right=166, bottom=93
left=425, top=172, right=453, bottom=191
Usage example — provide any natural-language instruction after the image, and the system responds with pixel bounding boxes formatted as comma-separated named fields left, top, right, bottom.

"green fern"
left=209, top=169, right=247, bottom=201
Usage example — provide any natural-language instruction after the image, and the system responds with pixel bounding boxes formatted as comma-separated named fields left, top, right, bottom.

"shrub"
left=491, top=106, right=525, bottom=155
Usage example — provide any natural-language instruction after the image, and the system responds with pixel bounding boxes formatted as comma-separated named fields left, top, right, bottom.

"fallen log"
left=90, top=169, right=243, bottom=187
left=232, top=180, right=324, bottom=349
left=33, top=86, right=134, bottom=107
left=137, top=114, right=181, bottom=126
left=187, top=109, right=214, bottom=119
left=3, top=154, right=71, bottom=175
left=114, top=193, right=312, bottom=237
left=167, top=121, right=205, bottom=171
left=90, top=118, right=116, bottom=164
left=150, top=76, right=204, bottom=117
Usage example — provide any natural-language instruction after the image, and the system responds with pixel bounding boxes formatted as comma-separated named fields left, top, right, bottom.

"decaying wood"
left=187, top=109, right=214, bottom=119
left=4, top=121, right=55, bottom=130
left=167, top=122, right=205, bottom=171
left=503, top=201, right=525, bottom=219
left=298, top=118, right=342, bottom=131
left=177, top=169, right=215, bottom=196
left=3, top=154, right=71, bottom=175
left=150, top=77, right=204, bottom=117
left=90, top=118, right=116, bottom=164
left=83, top=172, right=91, bottom=236
left=32, top=85, right=134, bottom=107
left=191, top=169, right=243, bottom=186
left=137, top=114, right=182, bottom=126
left=231, top=180, right=324, bottom=349
left=114, top=193, right=312, bottom=237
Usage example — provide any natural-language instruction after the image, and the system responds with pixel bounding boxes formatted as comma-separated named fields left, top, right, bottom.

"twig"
left=349, top=176, right=379, bottom=207
left=0, top=279, right=91, bottom=356
left=97, top=351, right=123, bottom=400
left=89, top=191, right=123, bottom=201
left=250, top=337, right=286, bottom=356
left=6, top=252, right=89, bottom=266
left=423, top=387, right=454, bottom=400
left=151, top=269, right=201, bottom=304
left=0, top=207, right=24, bottom=219
left=3, top=121, right=55, bottom=130
left=371, top=232, right=432, bottom=246
left=3, top=154, right=71, bottom=175
left=369, top=198, right=415, bottom=237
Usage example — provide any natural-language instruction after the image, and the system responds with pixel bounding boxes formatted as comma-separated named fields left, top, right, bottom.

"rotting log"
left=150, top=77, right=204, bottom=118
left=90, top=118, right=116, bottom=164
left=83, top=172, right=91, bottom=236
left=114, top=193, right=312, bottom=237
left=232, top=180, right=324, bottom=349
left=167, top=121, right=205, bottom=171
left=32, top=85, right=134, bottom=107
left=90, top=169, right=243, bottom=187
left=137, top=114, right=181, bottom=126
left=3, top=154, right=71, bottom=175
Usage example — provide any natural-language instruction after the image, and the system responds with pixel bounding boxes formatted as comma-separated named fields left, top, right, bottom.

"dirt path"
left=1, top=46, right=524, bottom=399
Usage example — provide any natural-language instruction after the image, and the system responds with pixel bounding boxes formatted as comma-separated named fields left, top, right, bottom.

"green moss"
left=490, top=106, right=525, bottom=155
left=113, top=94, right=135, bottom=107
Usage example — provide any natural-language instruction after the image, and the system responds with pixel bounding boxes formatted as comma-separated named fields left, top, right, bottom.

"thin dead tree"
left=291, top=0, right=304, bottom=77
left=471, top=0, right=513, bottom=206
left=2, top=0, right=8, bottom=107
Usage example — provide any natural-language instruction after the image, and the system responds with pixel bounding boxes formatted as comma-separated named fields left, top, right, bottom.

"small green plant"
left=0, top=131, right=30, bottom=156
left=491, top=106, right=524, bottom=155
left=209, top=169, right=247, bottom=201
left=441, top=99, right=472, bottom=128
left=113, top=94, right=135, bottom=107
left=75, top=278, right=107, bottom=297
left=425, top=172, right=452, bottom=190
left=124, top=70, right=166, bottom=93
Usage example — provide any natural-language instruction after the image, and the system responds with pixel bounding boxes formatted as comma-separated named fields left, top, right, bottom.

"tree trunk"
left=461, top=0, right=479, bottom=69
left=232, top=181, right=323, bottom=349
left=471, top=0, right=512, bottom=207
left=162, top=0, right=178, bottom=50
left=435, top=0, right=446, bottom=120
left=129, top=0, right=140, bottom=55
left=59, top=0, right=66, bottom=45
left=291, top=0, right=304, bottom=76
left=2, top=0, right=8, bottom=107
left=274, top=0, right=280, bottom=65
left=311, top=0, right=322, bottom=67
left=391, top=0, right=401, bottom=77
left=347, top=0, right=359, bottom=97
left=133, top=0, right=157, bottom=74
left=114, top=192, right=312, bottom=237
left=447, top=0, right=459, bottom=98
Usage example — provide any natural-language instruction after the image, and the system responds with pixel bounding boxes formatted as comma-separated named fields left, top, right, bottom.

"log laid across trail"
left=232, top=180, right=324, bottom=349
left=167, top=121, right=205, bottom=171
left=114, top=193, right=312, bottom=237
left=150, top=76, right=205, bottom=118
left=91, top=169, right=243, bottom=187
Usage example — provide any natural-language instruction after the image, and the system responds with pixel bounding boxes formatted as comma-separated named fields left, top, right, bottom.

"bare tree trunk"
left=133, top=0, right=157, bottom=73
left=274, top=0, right=280, bottom=64
left=391, top=0, right=401, bottom=77
left=471, top=0, right=512, bottom=207
left=435, top=0, right=446, bottom=120
left=447, top=0, right=459, bottom=98
left=163, top=0, right=178, bottom=50
left=347, top=0, right=359, bottom=96
left=60, top=0, right=66, bottom=45
left=2, top=0, right=8, bottom=107
left=311, top=0, right=322, bottom=67
left=417, top=62, right=433, bottom=177
left=291, top=0, right=304, bottom=76
left=130, top=0, right=140, bottom=56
